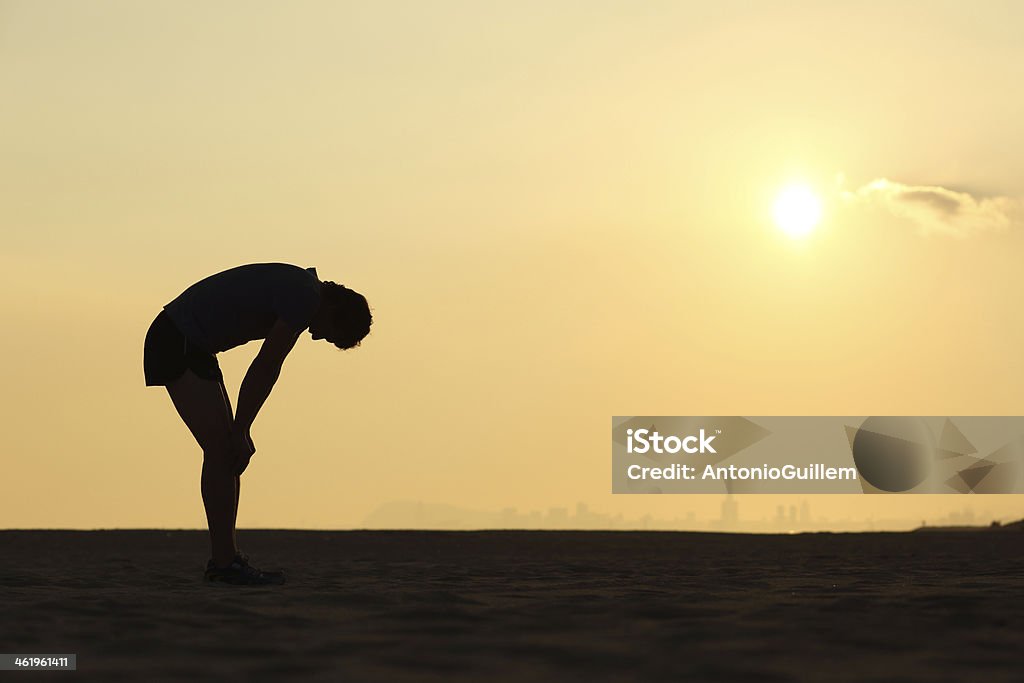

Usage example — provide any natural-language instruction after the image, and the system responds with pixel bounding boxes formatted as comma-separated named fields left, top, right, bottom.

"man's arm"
left=233, top=318, right=303, bottom=432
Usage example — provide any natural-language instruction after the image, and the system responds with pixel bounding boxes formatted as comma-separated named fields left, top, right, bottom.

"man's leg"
left=166, top=368, right=238, bottom=568
left=217, top=380, right=242, bottom=549
left=233, top=476, right=240, bottom=549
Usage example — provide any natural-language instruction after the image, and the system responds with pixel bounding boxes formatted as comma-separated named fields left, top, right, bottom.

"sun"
left=773, top=184, right=822, bottom=238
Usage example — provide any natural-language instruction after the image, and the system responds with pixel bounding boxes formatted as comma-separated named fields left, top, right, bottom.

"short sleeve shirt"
left=163, top=263, right=322, bottom=354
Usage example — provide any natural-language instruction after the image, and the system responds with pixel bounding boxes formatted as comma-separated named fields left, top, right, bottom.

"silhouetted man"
left=144, top=263, right=372, bottom=585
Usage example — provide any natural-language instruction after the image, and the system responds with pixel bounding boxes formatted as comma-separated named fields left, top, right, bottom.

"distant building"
left=721, top=495, right=738, bottom=528
left=548, top=507, right=568, bottom=526
left=500, top=507, right=518, bottom=527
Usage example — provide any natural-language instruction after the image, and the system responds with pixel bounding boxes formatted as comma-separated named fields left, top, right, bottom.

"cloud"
left=840, top=178, right=1020, bottom=238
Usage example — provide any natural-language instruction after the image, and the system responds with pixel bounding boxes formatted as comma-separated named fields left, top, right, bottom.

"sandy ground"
left=2, top=529, right=1022, bottom=682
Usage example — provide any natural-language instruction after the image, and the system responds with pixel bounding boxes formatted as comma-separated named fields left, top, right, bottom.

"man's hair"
left=322, top=281, right=372, bottom=350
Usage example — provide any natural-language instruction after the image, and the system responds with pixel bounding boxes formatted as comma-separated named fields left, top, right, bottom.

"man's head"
left=309, top=281, right=372, bottom=350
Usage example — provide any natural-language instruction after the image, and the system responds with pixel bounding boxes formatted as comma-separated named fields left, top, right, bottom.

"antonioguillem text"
left=627, top=463, right=859, bottom=482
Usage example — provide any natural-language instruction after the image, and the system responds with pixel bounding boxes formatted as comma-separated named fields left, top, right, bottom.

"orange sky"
left=2, top=1, right=1023, bottom=529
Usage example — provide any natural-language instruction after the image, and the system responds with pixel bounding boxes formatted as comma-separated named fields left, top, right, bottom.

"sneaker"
left=233, top=551, right=286, bottom=582
left=205, top=557, right=286, bottom=585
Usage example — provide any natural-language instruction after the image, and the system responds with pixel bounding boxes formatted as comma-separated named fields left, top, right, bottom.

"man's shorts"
left=144, top=310, right=224, bottom=387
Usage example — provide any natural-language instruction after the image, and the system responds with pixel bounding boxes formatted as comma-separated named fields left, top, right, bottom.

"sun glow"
left=773, top=185, right=822, bottom=238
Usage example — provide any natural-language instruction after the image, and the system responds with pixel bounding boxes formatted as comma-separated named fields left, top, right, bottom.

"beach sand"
left=2, top=529, right=1022, bottom=681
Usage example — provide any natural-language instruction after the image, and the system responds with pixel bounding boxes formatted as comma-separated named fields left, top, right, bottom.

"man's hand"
left=230, top=426, right=256, bottom=476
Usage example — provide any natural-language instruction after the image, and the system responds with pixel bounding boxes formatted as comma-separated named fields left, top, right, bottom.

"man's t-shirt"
left=163, top=263, right=322, bottom=354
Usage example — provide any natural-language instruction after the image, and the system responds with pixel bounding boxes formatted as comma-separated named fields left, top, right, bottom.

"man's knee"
left=202, top=437, right=235, bottom=472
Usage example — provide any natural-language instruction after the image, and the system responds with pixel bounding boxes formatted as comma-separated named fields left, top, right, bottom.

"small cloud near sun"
left=840, top=178, right=1021, bottom=238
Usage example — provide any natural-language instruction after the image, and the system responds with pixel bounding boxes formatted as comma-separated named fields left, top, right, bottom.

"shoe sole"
left=205, top=573, right=286, bottom=586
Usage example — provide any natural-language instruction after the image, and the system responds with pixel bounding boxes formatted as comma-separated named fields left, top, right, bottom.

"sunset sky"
left=3, top=1, right=1023, bottom=529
